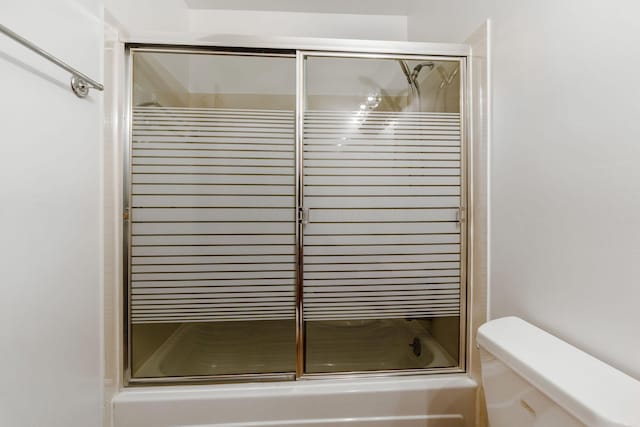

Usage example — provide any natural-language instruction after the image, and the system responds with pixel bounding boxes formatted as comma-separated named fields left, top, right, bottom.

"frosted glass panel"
left=127, top=49, right=465, bottom=381
left=302, top=55, right=462, bottom=373
left=129, top=51, right=296, bottom=378
left=130, top=107, right=296, bottom=324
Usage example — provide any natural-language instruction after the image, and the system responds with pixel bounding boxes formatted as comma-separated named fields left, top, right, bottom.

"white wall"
left=104, top=2, right=408, bottom=41
left=188, top=10, right=407, bottom=40
left=408, top=0, right=640, bottom=380
left=104, top=0, right=189, bottom=35
left=0, top=0, right=104, bottom=425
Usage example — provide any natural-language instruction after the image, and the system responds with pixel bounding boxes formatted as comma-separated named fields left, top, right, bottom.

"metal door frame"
left=123, top=42, right=469, bottom=386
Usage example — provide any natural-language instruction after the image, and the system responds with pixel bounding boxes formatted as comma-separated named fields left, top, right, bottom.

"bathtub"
left=134, top=319, right=457, bottom=377
left=112, top=375, right=477, bottom=427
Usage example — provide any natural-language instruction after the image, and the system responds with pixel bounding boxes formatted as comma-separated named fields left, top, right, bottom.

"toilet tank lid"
left=477, top=317, right=640, bottom=427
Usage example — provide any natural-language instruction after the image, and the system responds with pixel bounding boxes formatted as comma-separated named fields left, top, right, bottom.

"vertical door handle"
left=299, top=207, right=310, bottom=225
left=456, top=207, right=465, bottom=228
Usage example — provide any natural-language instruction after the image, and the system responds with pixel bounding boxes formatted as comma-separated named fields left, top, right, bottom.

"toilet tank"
left=477, top=317, right=640, bottom=427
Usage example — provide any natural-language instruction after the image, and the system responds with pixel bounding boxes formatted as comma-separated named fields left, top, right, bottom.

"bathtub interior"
left=305, top=318, right=457, bottom=373
left=133, top=318, right=458, bottom=378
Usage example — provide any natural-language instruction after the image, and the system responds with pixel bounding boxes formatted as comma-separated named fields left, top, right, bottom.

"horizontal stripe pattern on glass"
left=131, top=107, right=295, bottom=324
left=303, top=110, right=462, bottom=321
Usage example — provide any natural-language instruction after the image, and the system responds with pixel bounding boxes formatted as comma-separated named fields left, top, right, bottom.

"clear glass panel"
left=302, top=55, right=462, bottom=373
left=130, top=51, right=297, bottom=378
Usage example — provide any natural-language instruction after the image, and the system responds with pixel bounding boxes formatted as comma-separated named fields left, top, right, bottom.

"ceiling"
left=184, top=0, right=412, bottom=16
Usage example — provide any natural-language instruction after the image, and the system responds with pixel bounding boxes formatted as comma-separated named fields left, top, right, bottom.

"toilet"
left=477, top=317, right=640, bottom=427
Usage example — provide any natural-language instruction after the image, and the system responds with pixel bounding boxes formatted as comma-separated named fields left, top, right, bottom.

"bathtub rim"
left=115, top=372, right=477, bottom=401
left=113, top=374, right=477, bottom=427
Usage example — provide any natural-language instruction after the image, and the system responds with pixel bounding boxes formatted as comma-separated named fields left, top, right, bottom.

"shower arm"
left=397, top=60, right=413, bottom=85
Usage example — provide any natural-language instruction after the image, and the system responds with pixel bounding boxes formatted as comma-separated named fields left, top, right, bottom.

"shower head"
left=398, top=60, right=435, bottom=86
left=410, top=62, right=435, bottom=83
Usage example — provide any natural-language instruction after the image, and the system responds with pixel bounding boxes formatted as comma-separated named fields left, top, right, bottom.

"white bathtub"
left=134, top=320, right=457, bottom=377
left=112, top=375, right=477, bottom=427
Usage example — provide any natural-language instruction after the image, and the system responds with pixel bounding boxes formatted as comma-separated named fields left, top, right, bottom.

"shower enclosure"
left=125, top=45, right=466, bottom=384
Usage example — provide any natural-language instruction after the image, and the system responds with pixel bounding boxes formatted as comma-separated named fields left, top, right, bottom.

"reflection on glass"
left=130, top=51, right=297, bottom=378
left=302, top=56, right=462, bottom=373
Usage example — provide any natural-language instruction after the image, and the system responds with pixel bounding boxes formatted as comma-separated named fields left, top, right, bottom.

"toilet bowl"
left=477, top=317, right=640, bottom=427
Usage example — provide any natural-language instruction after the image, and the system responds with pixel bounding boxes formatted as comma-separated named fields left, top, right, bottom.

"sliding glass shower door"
left=301, top=54, right=464, bottom=373
left=126, top=47, right=465, bottom=383
left=128, top=50, right=298, bottom=379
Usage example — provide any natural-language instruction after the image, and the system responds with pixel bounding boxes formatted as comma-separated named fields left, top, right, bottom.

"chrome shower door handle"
left=299, top=207, right=310, bottom=225
left=456, top=207, right=465, bottom=228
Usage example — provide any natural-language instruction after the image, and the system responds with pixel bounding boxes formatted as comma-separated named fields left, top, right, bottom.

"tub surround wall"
left=133, top=55, right=190, bottom=107
left=104, top=18, right=127, bottom=427
left=464, top=20, right=491, bottom=427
